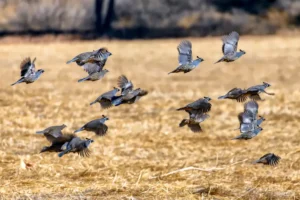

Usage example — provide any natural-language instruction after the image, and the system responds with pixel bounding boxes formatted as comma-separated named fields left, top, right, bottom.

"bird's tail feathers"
left=218, top=95, right=227, bottom=99
left=11, top=77, right=24, bottom=86
left=214, top=57, right=224, bottom=64
left=74, top=127, right=84, bottom=133
left=78, top=76, right=90, bottom=83
left=36, top=131, right=44, bottom=134
left=66, top=57, right=78, bottom=64
left=90, top=100, right=97, bottom=106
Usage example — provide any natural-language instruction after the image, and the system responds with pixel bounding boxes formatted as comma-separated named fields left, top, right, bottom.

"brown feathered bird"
left=253, top=153, right=281, bottom=166
left=66, top=48, right=112, bottom=66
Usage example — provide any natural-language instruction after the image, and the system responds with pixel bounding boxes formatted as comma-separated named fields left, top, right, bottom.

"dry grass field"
left=0, top=35, right=300, bottom=199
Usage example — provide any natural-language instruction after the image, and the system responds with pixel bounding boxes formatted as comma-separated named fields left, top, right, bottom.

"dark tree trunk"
left=95, top=0, right=103, bottom=35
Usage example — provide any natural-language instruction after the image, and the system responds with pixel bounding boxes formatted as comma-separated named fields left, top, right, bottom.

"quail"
left=253, top=153, right=281, bottom=166
left=177, top=97, right=212, bottom=114
left=168, top=40, right=204, bottom=74
left=40, top=133, right=76, bottom=153
left=218, top=88, right=248, bottom=102
left=90, top=87, right=120, bottom=109
left=215, top=31, right=245, bottom=64
left=11, top=57, right=44, bottom=86
left=232, top=127, right=263, bottom=140
left=245, top=82, right=275, bottom=101
left=77, top=62, right=109, bottom=82
left=111, top=75, right=148, bottom=106
left=58, top=137, right=94, bottom=157
left=66, top=48, right=112, bottom=66
left=36, top=124, right=67, bottom=142
left=179, top=112, right=209, bottom=132
left=74, top=115, right=109, bottom=136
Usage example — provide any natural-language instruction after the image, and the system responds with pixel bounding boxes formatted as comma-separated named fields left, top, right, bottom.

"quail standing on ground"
left=253, top=153, right=281, bottom=166
left=168, top=40, right=204, bottom=74
left=11, top=57, right=45, bottom=86
left=111, top=75, right=148, bottom=106
left=90, top=87, right=120, bottom=109
left=218, top=88, right=248, bottom=102
left=66, top=48, right=112, bottom=66
left=245, top=82, right=275, bottom=101
left=215, top=31, right=245, bottom=64
left=58, top=137, right=94, bottom=157
left=74, top=115, right=109, bottom=136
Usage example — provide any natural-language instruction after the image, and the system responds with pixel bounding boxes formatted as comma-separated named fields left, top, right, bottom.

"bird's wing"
left=118, top=75, right=134, bottom=95
left=238, top=111, right=254, bottom=124
left=101, top=89, right=118, bottom=100
left=177, top=40, right=192, bottom=65
left=96, top=124, right=108, bottom=136
left=188, top=123, right=202, bottom=132
left=222, top=31, right=239, bottom=55
left=244, top=101, right=258, bottom=117
left=100, top=99, right=113, bottom=109
left=82, top=61, right=105, bottom=75
left=20, top=57, right=36, bottom=77
left=78, top=148, right=91, bottom=157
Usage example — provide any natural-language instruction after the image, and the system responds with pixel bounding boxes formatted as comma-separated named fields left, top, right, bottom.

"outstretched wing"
left=177, top=40, right=192, bottom=65
left=238, top=111, right=254, bottom=124
left=96, top=124, right=108, bottom=136
left=82, top=61, right=106, bottom=75
left=20, top=57, right=36, bottom=77
left=188, top=124, right=202, bottom=132
left=118, top=75, right=134, bottom=95
left=222, top=31, right=239, bottom=55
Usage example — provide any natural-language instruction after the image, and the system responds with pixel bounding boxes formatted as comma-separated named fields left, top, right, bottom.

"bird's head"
left=204, top=96, right=211, bottom=101
left=239, top=49, right=246, bottom=54
left=139, top=90, right=148, bottom=96
left=103, top=69, right=109, bottom=73
left=258, top=116, right=266, bottom=121
left=102, top=115, right=109, bottom=120
left=84, top=138, right=94, bottom=147
left=37, top=69, right=45, bottom=73
left=263, top=82, right=271, bottom=87
left=114, top=87, right=120, bottom=92
left=196, top=56, right=204, bottom=62
left=97, top=48, right=112, bottom=57
left=61, top=124, right=67, bottom=128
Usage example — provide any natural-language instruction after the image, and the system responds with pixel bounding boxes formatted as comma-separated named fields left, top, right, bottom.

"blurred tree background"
left=0, top=0, right=299, bottom=38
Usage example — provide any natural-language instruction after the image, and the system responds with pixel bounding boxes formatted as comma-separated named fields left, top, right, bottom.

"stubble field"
left=0, top=35, right=300, bottom=199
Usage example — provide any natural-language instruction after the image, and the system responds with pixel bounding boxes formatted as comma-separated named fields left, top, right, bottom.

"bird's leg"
left=261, top=89, right=275, bottom=95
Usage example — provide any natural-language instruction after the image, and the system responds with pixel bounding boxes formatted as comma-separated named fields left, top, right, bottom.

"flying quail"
left=179, top=112, right=210, bottom=132
left=11, top=57, right=45, bottom=86
left=218, top=88, right=248, bottom=102
left=245, top=82, right=275, bottom=101
left=90, top=87, right=120, bottom=109
left=111, top=75, right=148, bottom=106
left=215, top=31, right=246, bottom=64
left=40, top=133, right=76, bottom=153
left=36, top=124, right=67, bottom=142
left=177, top=97, right=212, bottom=113
left=232, top=127, right=263, bottom=140
left=77, top=62, right=109, bottom=82
left=66, top=48, right=112, bottom=66
left=253, top=153, right=281, bottom=166
left=82, top=48, right=112, bottom=63
left=58, top=137, right=94, bottom=157
left=168, top=40, right=204, bottom=74
left=74, top=115, right=109, bottom=136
